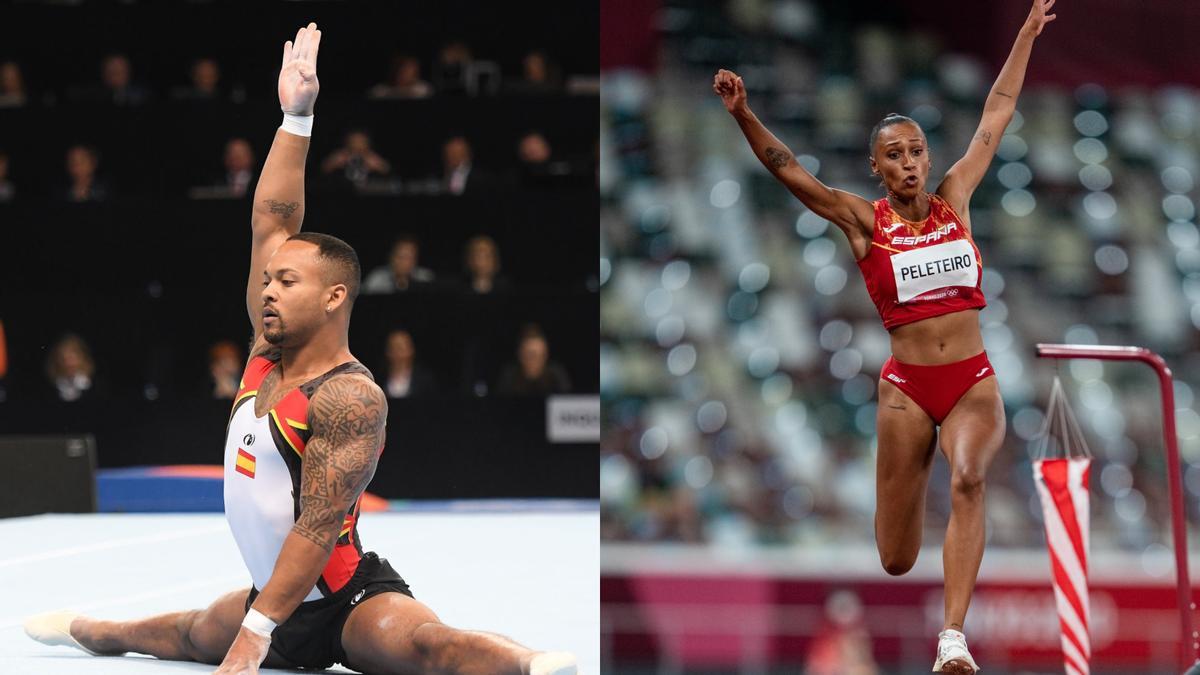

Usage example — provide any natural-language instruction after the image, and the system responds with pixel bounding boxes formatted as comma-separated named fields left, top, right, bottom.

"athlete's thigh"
left=341, top=591, right=441, bottom=675
left=186, top=587, right=251, bottom=663
left=188, top=587, right=294, bottom=668
left=875, top=378, right=938, bottom=500
left=938, top=376, right=1005, bottom=473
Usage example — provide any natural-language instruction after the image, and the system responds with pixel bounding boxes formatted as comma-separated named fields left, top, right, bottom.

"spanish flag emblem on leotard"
left=235, top=448, right=256, bottom=478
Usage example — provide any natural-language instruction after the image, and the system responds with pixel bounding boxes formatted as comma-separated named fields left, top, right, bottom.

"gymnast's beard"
left=263, top=318, right=288, bottom=346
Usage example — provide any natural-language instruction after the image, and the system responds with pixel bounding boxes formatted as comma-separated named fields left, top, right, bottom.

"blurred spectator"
left=171, top=58, right=233, bottom=101
left=188, top=138, right=256, bottom=199
left=0, top=60, right=26, bottom=108
left=432, top=41, right=474, bottom=94
left=368, top=54, right=432, bottom=100
left=45, top=333, right=105, bottom=402
left=516, top=131, right=576, bottom=185
left=321, top=130, right=392, bottom=190
left=63, top=145, right=107, bottom=202
left=0, top=151, right=14, bottom=202
left=89, top=54, right=150, bottom=106
left=462, top=235, right=510, bottom=294
left=518, top=131, right=552, bottom=165
left=496, top=324, right=571, bottom=395
left=507, top=50, right=561, bottom=94
left=383, top=330, right=437, bottom=398
left=442, top=136, right=494, bottom=195
left=221, top=138, right=255, bottom=197
left=208, top=340, right=242, bottom=400
left=362, top=234, right=435, bottom=294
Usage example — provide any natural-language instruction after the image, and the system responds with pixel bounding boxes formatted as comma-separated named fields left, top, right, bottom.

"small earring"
left=326, top=306, right=332, bottom=312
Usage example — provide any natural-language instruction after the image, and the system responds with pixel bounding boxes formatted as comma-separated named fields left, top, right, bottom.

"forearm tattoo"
left=995, top=91, right=1013, bottom=98
left=764, top=146, right=794, bottom=169
left=293, top=376, right=387, bottom=552
left=975, top=130, right=992, bottom=146
left=263, top=199, right=300, bottom=219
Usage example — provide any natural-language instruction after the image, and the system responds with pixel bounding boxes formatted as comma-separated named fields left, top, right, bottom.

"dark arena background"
left=0, top=0, right=599, bottom=503
left=601, top=0, right=1200, bottom=673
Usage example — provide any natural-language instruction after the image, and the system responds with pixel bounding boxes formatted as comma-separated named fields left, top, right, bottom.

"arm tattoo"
left=293, top=375, right=387, bottom=552
left=764, top=146, right=794, bottom=169
left=994, top=91, right=1012, bottom=99
left=975, top=130, right=992, bottom=146
left=263, top=199, right=300, bottom=219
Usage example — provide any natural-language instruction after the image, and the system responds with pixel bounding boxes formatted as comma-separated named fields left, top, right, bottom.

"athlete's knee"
left=176, top=610, right=207, bottom=662
left=411, top=621, right=458, bottom=670
left=950, top=464, right=987, bottom=500
left=879, top=550, right=916, bottom=576
left=876, top=534, right=917, bottom=575
left=179, top=609, right=225, bottom=664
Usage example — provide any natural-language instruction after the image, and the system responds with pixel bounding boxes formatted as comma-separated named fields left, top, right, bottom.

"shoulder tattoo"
left=293, top=375, right=388, bottom=551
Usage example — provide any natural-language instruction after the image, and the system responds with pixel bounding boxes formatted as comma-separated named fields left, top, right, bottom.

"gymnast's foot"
left=23, top=611, right=123, bottom=656
left=529, top=650, right=579, bottom=675
left=932, top=628, right=979, bottom=673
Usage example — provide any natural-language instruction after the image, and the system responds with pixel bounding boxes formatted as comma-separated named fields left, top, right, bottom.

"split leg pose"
left=26, top=22, right=578, bottom=675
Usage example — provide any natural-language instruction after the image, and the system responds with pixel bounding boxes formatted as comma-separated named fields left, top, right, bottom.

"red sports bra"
left=855, top=193, right=986, bottom=330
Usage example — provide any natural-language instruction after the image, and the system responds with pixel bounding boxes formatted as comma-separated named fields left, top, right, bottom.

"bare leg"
left=410, top=624, right=536, bottom=674
left=874, top=379, right=938, bottom=576
left=69, top=588, right=253, bottom=665
left=938, top=377, right=1005, bottom=632
left=342, top=592, right=538, bottom=675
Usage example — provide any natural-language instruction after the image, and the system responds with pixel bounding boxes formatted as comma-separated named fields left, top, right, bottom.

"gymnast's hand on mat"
left=212, top=626, right=270, bottom=675
left=712, top=68, right=748, bottom=116
left=1022, top=0, right=1057, bottom=37
left=279, top=22, right=321, bottom=116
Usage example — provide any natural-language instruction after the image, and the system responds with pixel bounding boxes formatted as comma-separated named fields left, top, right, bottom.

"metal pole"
left=1036, top=344, right=1198, bottom=669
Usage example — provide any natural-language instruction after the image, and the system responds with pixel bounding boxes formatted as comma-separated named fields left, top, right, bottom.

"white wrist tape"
left=241, top=608, right=277, bottom=638
left=280, top=113, right=314, bottom=137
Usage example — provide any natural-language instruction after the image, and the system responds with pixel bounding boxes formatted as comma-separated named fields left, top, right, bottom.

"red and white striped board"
left=1033, top=457, right=1092, bottom=675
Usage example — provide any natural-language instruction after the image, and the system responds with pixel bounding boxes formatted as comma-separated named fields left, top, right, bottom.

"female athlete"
left=714, top=1, right=1057, bottom=671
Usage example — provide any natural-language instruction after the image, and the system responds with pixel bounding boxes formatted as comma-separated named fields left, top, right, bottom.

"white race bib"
left=890, top=239, right=978, bottom=303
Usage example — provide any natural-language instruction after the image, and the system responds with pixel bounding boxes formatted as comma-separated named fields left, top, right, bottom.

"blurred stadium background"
left=600, top=0, right=1200, bottom=672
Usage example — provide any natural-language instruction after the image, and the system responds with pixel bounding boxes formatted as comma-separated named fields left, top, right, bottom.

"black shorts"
left=244, top=552, right=413, bottom=670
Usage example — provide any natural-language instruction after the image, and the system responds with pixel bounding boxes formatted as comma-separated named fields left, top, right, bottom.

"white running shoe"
left=529, top=651, right=579, bottom=675
left=23, top=611, right=102, bottom=656
left=932, top=629, right=979, bottom=673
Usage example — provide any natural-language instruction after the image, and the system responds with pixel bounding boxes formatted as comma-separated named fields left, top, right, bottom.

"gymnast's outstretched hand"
left=279, top=22, right=321, bottom=115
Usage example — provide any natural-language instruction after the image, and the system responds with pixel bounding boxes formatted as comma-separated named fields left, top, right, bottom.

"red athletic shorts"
left=879, top=351, right=995, bottom=424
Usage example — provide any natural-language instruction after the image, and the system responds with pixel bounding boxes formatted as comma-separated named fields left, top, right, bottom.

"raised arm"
left=247, top=22, right=322, bottom=348
left=214, top=374, right=386, bottom=675
left=714, top=69, right=874, bottom=257
left=938, top=0, right=1056, bottom=218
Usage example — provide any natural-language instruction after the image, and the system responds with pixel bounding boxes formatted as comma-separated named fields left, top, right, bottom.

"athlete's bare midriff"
left=888, top=308, right=984, bottom=365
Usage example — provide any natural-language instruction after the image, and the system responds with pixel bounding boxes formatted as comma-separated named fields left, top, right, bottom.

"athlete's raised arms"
left=937, top=0, right=1056, bottom=221
left=713, top=69, right=875, bottom=260
left=246, top=22, right=322, bottom=353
